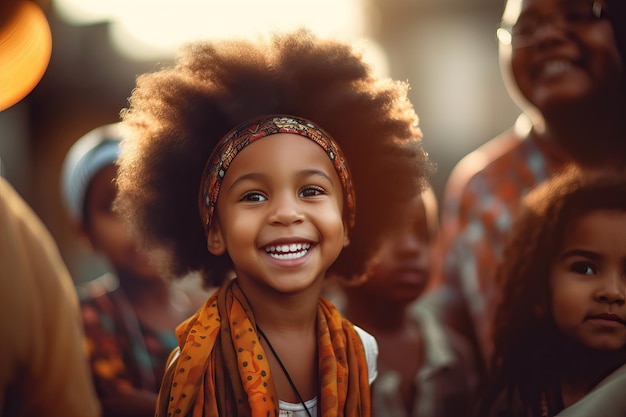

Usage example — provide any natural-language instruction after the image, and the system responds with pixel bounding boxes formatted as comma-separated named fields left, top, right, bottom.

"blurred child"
left=113, top=30, right=432, bottom=417
left=61, top=123, right=202, bottom=417
left=478, top=168, right=626, bottom=417
left=340, top=187, right=478, bottom=417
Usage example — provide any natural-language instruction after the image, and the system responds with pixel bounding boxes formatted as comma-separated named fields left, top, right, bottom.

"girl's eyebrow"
left=226, top=169, right=335, bottom=192
left=300, top=168, right=334, bottom=184
left=227, top=172, right=265, bottom=192
left=560, top=249, right=601, bottom=261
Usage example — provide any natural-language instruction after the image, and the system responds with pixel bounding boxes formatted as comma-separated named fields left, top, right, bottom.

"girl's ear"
left=343, top=221, right=350, bottom=247
left=207, top=220, right=226, bottom=255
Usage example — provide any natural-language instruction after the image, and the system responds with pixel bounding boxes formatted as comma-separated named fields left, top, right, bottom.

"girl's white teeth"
left=265, top=243, right=311, bottom=260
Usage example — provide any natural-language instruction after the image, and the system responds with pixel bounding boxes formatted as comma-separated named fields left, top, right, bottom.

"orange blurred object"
left=0, top=0, right=52, bottom=111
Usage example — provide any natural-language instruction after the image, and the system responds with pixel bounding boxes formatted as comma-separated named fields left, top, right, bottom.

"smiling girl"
left=113, top=30, right=432, bottom=417
left=477, top=168, right=626, bottom=417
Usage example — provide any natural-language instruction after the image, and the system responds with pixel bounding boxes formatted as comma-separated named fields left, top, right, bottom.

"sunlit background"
left=54, top=0, right=374, bottom=59
left=0, top=0, right=521, bottom=282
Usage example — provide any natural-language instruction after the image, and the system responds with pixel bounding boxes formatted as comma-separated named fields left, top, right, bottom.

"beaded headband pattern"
left=198, top=115, right=356, bottom=234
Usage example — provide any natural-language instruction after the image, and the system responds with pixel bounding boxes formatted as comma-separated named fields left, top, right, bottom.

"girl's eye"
left=570, top=261, right=596, bottom=275
left=299, top=185, right=325, bottom=198
left=241, top=191, right=267, bottom=202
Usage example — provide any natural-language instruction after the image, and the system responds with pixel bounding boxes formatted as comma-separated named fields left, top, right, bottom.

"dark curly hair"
left=114, top=29, right=433, bottom=288
left=477, top=167, right=626, bottom=416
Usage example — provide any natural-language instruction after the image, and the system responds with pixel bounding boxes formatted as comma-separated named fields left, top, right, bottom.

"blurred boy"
left=340, top=187, right=477, bottom=417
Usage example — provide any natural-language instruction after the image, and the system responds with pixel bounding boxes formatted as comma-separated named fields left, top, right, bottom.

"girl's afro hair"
left=115, top=29, right=433, bottom=287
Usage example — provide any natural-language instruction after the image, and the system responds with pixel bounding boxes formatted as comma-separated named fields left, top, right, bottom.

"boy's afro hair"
left=115, top=29, right=433, bottom=287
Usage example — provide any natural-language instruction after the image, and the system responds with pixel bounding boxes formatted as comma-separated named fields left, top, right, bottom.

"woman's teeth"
left=543, top=60, right=572, bottom=77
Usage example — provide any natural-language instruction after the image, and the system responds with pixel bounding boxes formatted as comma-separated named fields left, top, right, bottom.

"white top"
left=278, top=325, right=378, bottom=417
left=556, top=362, right=626, bottom=417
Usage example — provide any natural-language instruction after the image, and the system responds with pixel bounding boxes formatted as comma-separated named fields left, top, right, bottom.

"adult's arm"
left=0, top=178, right=101, bottom=417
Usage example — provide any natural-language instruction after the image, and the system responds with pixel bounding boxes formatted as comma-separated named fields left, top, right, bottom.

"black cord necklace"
left=231, top=281, right=313, bottom=417
left=256, top=324, right=313, bottom=417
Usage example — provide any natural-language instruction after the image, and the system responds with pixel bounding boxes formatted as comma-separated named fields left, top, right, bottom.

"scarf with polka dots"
left=156, top=278, right=371, bottom=417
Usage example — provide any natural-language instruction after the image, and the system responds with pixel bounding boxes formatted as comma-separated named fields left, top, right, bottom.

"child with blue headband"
left=61, top=123, right=205, bottom=417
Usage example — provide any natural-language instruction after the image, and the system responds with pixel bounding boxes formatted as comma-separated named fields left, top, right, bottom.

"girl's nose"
left=267, top=194, right=305, bottom=225
left=595, top=272, right=626, bottom=305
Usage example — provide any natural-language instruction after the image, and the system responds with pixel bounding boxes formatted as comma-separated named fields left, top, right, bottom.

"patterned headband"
left=198, top=115, right=356, bottom=235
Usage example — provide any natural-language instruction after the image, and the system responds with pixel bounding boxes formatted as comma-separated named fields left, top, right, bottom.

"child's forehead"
left=566, top=209, right=626, bottom=236
left=408, top=188, right=439, bottom=229
left=223, top=133, right=339, bottom=178
left=554, top=210, right=626, bottom=273
left=381, top=193, right=435, bottom=238
left=244, top=131, right=327, bottom=152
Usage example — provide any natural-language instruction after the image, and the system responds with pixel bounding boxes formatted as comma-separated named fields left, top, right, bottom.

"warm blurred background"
left=0, top=0, right=520, bottom=283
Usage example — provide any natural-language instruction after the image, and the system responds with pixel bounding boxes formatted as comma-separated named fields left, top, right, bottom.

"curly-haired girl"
left=478, top=167, right=626, bottom=417
left=114, top=29, right=432, bottom=417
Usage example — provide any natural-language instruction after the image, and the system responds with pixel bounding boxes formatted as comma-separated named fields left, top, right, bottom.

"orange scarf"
left=156, top=279, right=371, bottom=417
